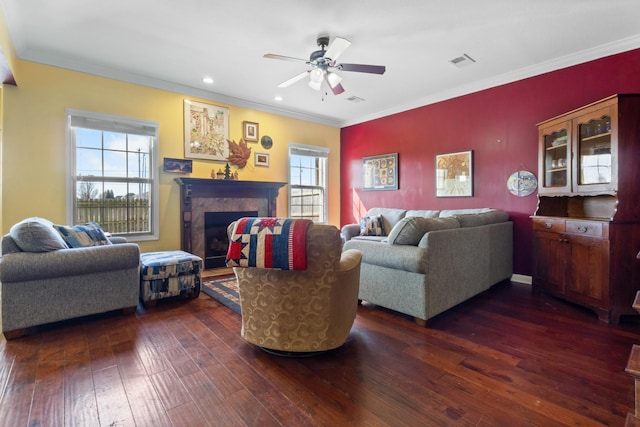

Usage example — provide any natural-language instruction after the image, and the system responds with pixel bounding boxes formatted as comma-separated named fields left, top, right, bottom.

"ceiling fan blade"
left=264, top=53, right=308, bottom=64
left=324, top=37, right=351, bottom=62
left=337, top=63, right=386, bottom=75
left=277, top=71, right=309, bottom=88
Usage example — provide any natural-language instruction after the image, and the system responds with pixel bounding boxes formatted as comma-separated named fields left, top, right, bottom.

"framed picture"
left=435, top=150, right=473, bottom=197
left=184, top=99, right=229, bottom=161
left=255, top=152, right=269, bottom=167
left=243, top=121, right=259, bottom=142
left=163, top=157, right=192, bottom=174
left=362, top=153, right=398, bottom=190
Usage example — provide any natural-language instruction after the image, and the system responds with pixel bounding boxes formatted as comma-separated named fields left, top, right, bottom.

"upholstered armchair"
left=227, top=218, right=362, bottom=354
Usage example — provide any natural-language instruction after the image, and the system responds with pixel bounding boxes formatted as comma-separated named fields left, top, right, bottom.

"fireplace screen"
left=204, top=211, right=258, bottom=269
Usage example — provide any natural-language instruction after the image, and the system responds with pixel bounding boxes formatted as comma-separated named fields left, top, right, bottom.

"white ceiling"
left=2, top=0, right=640, bottom=128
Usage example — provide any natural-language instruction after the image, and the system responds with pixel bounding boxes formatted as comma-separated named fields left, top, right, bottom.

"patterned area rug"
left=201, top=274, right=240, bottom=314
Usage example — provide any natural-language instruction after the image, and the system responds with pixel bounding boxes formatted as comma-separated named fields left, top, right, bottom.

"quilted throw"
left=226, top=217, right=311, bottom=270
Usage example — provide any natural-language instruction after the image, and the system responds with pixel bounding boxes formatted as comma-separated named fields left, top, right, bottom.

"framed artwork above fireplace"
left=183, top=99, right=229, bottom=161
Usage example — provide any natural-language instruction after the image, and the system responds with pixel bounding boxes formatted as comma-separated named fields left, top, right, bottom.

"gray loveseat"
left=0, top=217, right=140, bottom=339
left=342, top=208, right=513, bottom=325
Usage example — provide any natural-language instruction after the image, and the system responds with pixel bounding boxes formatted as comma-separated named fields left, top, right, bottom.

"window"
left=288, top=143, right=328, bottom=223
left=66, top=109, right=159, bottom=241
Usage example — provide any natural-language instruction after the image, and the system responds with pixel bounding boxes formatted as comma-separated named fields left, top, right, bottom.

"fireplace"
left=204, top=210, right=257, bottom=269
left=174, top=178, right=287, bottom=270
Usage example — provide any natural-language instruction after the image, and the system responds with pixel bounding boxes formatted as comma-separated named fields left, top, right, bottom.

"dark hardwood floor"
left=0, top=281, right=638, bottom=426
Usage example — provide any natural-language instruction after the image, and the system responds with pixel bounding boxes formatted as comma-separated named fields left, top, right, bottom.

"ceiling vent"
left=346, top=96, right=365, bottom=103
left=450, top=54, right=476, bottom=68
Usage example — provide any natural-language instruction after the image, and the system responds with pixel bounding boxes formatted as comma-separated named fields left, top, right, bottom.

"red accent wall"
left=340, top=48, right=640, bottom=276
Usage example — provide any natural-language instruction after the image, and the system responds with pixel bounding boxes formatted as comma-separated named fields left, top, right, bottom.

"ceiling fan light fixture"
left=309, top=68, right=324, bottom=83
left=326, top=71, right=342, bottom=88
left=308, top=79, right=322, bottom=90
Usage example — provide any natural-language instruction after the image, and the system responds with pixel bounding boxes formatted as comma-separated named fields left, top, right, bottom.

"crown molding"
left=20, top=49, right=343, bottom=128
left=20, top=33, right=640, bottom=130
left=339, top=35, right=640, bottom=128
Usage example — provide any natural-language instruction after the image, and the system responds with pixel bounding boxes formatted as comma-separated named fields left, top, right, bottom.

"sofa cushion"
left=360, top=215, right=385, bottom=236
left=452, top=210, right=509, bottom=227
left=9, top=217, right=69, bottom=252
left=54, top=222, right=113, bottom=248
left=439, top=208, right=494, bottom=217
left=405, top=209, right=441, bottom=219
left=352, top=235, right=388, bottom=243
left=388, top=217, right=460, bottom=245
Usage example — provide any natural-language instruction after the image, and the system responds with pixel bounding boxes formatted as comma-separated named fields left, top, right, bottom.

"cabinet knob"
left=544, top=222, right=553, bottom=229
left=577, top=226, right=588, bottom=233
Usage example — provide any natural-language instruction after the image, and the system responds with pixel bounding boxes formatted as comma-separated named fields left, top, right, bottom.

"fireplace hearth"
left=174, top=178, right=287, bottom=269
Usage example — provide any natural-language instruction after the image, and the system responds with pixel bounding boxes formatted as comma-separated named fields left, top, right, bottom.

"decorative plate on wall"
left=260, top=135, right=273, bottom=150
left=507, top=170, right=537, bottom=197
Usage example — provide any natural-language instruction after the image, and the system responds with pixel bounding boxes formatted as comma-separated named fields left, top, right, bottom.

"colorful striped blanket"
left=225, top=217, right=311, bottom=270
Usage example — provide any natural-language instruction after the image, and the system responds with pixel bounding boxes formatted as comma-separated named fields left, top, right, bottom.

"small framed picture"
left=243, top=121, right=259, bottom=142
left=255, top=152, right=269, bottom=167
left=163, top=157, right=192, bottom=174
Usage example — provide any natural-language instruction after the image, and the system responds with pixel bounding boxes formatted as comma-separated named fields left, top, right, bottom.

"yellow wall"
left=0, top=6, right=20, bottom=236
left=1, top=59, right=341, bottom=252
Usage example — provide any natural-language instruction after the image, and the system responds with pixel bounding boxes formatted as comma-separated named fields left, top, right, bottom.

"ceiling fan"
left=264, top=35, right=386, bottom=95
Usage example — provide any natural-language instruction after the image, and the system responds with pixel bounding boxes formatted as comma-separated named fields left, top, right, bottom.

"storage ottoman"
left=140, top=250, right=202, bottom=306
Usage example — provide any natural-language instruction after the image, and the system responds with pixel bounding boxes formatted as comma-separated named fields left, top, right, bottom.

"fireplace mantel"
left=174, top=178, right=287, bottom=262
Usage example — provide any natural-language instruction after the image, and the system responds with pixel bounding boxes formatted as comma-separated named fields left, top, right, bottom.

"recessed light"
left=274, top=96, right=283, bottom=101
left=202, top=77, right=214, bottom=84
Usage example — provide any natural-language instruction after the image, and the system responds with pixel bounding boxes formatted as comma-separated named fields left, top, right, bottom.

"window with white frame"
left=288, top=143, right=328, bottom=223
left=66, top=109, right=159, bottom=241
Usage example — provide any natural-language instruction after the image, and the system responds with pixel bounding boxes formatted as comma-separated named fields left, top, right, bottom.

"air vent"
left=346, top=96, right=365, bottom=103
left=450, top=54, right=476, bottom=68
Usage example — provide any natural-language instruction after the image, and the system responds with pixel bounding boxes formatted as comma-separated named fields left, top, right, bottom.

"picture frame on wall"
left=163, top=157, right=192, bottom=174
left=255, top=152, right=269, bottom=167
left=183, top=99, right=229, bottom=161
left=362, top=153, right=398, bottom=190
left=243, top=121, right=259, bottom=142
left=435, top=150, right=473, bottom=197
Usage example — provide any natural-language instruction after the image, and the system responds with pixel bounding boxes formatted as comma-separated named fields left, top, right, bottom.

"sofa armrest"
left=341, top=224, right=361, bottom=241
left=0, top=243, right=140, bottom=283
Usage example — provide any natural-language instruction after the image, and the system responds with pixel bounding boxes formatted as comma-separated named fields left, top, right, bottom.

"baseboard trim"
left=511, top=274, right=532, bottom=285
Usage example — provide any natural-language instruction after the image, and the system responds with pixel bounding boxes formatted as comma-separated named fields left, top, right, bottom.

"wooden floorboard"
left=1, top=281, right=639, bottom=426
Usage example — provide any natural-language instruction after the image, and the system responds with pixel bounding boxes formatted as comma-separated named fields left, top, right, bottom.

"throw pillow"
left=388, top=217, right=460, bottom=245
left=386, top=217, right=426, bottom=245
left=359, top=215, right=385, bottom=236
left=9, top=217, right=69, bottom=252
left=54, top=222, right=112, bottom=248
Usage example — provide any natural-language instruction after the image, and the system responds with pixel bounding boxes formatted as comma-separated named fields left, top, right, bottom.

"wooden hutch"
left=532, top=94, right=640, bottom=324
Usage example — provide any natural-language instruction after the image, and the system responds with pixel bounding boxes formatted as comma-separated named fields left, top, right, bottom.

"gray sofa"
left=0, top=217, right=140, bottom=339
left=342, top=208, right=513, bottom=325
